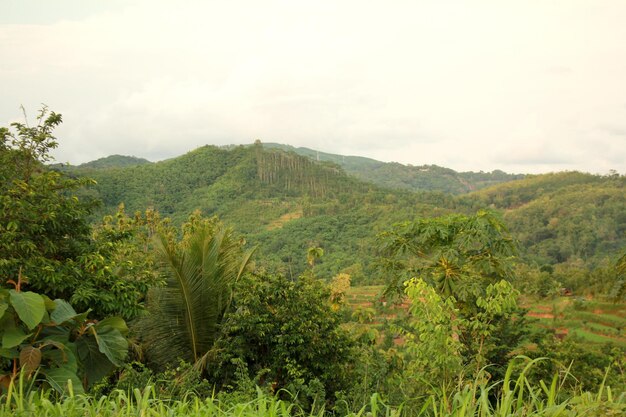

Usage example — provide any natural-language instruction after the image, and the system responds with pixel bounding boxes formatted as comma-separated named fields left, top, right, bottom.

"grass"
left=1, top=359, right=625, bottom=416
left=571, top=311, right=626, bottom=328
left=570, top=329, right=626, bottom=347
left=584, top=322, right=620, bottom=335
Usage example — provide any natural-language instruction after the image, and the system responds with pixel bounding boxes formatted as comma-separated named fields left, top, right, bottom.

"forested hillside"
left=463, top=173, right=625, bottom=257
left=67, top=143, right=455, bottom=280
left=76, top=154, right=151, bottom=169
left=456, top=172, right=625, bottom=295
left=264, top=143, right=525, bottom=193
left=66, top=144, right=625, bottom=285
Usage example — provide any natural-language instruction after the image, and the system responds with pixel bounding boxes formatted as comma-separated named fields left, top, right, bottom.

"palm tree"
left=137, top=223, right=255, bottom=371
left=306, top=246, right=324, bottom=267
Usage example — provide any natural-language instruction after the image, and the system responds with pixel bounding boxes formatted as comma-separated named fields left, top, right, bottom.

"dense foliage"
left=63, top=143, right=625, bottom=287
left=0, top=110, right=159, bottom=319
left=212, top=272, right=355, bottom=405
left=460, top=172, right=625, bottom=265
left=378, top=212, right=530, bottom=389
left=1, top=110, right=624, bottom=416
left=0, top=275, right=128, bottom=394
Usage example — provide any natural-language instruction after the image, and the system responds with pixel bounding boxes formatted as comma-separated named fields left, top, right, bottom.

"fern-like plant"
left=137, top=221, right=255, bottom=372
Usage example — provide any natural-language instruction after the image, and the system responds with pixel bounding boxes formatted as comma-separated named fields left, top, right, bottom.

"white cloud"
left=1, top=0, right=625, bottom=174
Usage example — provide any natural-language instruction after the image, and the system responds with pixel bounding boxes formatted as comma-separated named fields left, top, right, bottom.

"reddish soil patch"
left=555, top=328, right=569, bottom=340
left=353, top=302, right=373, bottom=308
left=527, top=312, right=555, bottom=319
left=393, top=336, right=405, bottom=346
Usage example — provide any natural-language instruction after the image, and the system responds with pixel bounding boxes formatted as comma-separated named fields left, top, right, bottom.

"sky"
left=1, top=0, right=625, bottom=174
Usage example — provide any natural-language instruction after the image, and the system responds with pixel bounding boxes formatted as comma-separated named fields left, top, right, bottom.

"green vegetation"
left=264, top=143, right=525, bottom=194
left=524, top=297, right=626, bottom=349
left=460, top=172, right=625, bottom=269
left=0, top=109, right=159, bottom=319
left=69, top=154, right=151, bottom=169
left=1, top=110, right=625, bottom=415
left=1, top=359, right=625, bottom=416
left=0, top=274, right=128, bottom=394
left=211, top=272, right=356, bottom=407
left=135, top=216, right=255, bottom=372
left=64, top=142, right=625, bottom=286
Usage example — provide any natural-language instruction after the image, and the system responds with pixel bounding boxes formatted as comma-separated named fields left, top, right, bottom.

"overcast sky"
left=2, top=0, right=625, bottom=174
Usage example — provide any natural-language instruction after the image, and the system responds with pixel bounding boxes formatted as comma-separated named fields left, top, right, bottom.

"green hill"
left=70, top=143, right=452, bottom=282
left=263, top=143, right=524, bottom=193
left=460, top=172, right=625, bottom=269
left=69, top=145, right=624, bottom=284
left=77, top=154, right=152, bottom=169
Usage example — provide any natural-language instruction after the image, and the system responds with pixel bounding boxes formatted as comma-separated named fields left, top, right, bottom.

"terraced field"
left=345, top=285, right=384, bottom=308
left=346, top=287, right=626, bottom=348
left=525, top=297, right=626, bottom=348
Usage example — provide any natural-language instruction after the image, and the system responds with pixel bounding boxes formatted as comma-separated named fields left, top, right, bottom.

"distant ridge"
left=262, top=143, right=524, bottom=194
left=77, top=154, right=151, bottom=169
left=72, top=143, right=525, bottom=194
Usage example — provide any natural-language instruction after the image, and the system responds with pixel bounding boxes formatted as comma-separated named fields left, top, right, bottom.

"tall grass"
left=1, top=359, right=624, bottom=417
left=419, top=358, right=626, bottom=416
left=0, top=385, right=316, bottom=417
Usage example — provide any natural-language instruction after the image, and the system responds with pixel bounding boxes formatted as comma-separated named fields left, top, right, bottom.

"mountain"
left=76, top=154, right=151, bottom=169
left=70, top=144, right=453, bottom=282
left=262, top=143, right=524, bottom=193
left=68, top=144, right=625, bottom=284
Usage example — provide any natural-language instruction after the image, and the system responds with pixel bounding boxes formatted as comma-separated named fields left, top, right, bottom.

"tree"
left=378, top=210, right=518, bottom=307
left=211, top=272, right=355, bottom=408
left=306, top=246, right=324, bottom=267
left=329, top=273, right=351, bottom=310
left=378, top=211, right=528, bottom=382
left=136, top=216, right=255, bottom=372
left=0, top=108, right=160, bottom=320
left=611, top=252, right=626, bottom=301
left=1, top=107, right=94, bottom=301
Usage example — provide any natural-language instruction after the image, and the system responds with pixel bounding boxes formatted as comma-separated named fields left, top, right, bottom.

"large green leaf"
left=2, top=327, right=31, bottom=349
left=50, top=299, right=78, bottom=324
left=40, top=310, right=51, bottom=325
left=41, top=339, right=78, bottom=372
left=38, top=329, right=71, bottom=346
left=0, top=302, right=8, bottom=321
left=42, top=295, right=57, bottom=311
left=44, top=367, right=85, bottom=395
left=91, top=324, right=128, bottom=366
left=75, top=336, right=115, bottom=387
left=96, top=317, right=129, bottom=336
left=9, top=291, right=45, bottom=330
left=0, top=347, right=18, bottom=359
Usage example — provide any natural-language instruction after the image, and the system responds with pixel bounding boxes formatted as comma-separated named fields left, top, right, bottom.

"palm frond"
left=136, top=223, right=254, bottom=370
